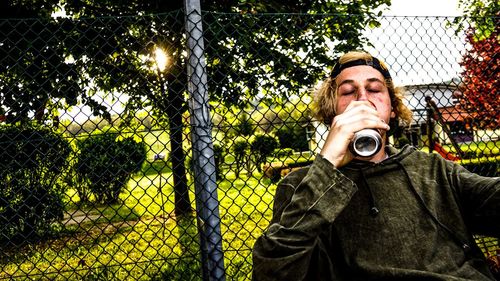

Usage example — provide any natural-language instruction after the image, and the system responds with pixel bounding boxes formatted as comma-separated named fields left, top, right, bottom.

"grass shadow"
left=150, top=214, right=202, bottom=281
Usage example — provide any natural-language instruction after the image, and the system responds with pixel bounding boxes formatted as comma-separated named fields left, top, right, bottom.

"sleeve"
left=451, top=161, right=500, bottom=238
left=252, top=155, right=357, bottom=281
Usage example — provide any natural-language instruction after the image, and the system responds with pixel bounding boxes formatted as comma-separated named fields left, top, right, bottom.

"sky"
left=384, top=0, right=462, bottom=16
left=364, top=0, right=467, bottom=85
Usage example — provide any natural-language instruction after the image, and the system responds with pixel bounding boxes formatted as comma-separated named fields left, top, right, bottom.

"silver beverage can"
left=349, top=129, right=382, bottom=157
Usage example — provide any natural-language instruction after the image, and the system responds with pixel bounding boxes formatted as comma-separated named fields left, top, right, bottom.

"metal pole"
left=183, top=1, right=226, bottom=280
left=426, top=100, right=435, bottom=153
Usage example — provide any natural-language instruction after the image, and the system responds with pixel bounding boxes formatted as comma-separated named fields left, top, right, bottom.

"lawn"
left=0, top=163, right=277, bottom=280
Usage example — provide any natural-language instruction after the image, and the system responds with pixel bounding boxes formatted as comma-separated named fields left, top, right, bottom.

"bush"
left=460, top=156, right=500, bottom=177
left=263, top=157, right=313, bottom=183
left=0, top=124, right=71, bottom=245
left=231, top=137, right=250, bottom=177
left=274, top=148, right=294, bottom=158
left=213, top=143, right=225, bottom=180
left=275, top=123, right=309, bottom=151
left=250, top=134, right=279, bottom=172
left=74, top=133, right=147, bottom=204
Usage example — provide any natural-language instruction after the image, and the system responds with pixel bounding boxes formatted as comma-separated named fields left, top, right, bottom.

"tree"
left=0, top=0, right=390, bottom=217
left=458, top=26, right=499, bottom=129
left=235, top=113, right=255, bottom=136
left=231, top=137, right=250, bottom=177
left=456, top=0, right=498, bottom=39
left=0, top=1, right=86, bottom=124
left=204, top=1, right=391, bottom=107
left=455, top=0, right=499, bottom=129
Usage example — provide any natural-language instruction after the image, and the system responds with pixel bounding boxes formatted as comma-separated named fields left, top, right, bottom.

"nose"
left=356, top=89, right=368, bottom=101
left=355, top=89, right=376, bottom=109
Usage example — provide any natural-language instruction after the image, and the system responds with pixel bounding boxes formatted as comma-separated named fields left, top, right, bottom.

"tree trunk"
left=167, top=80, right=193, bottom=217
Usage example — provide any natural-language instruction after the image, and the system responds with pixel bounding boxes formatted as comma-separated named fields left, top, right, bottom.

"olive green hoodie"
left=253, top=145, right=500, bottom=280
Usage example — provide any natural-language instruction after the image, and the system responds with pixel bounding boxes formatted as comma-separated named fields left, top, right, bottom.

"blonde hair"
left=312, top=51, right=413, bottom=128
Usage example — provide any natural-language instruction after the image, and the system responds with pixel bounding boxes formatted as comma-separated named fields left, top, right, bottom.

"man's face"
left=335, top=65, right=395, bottom=124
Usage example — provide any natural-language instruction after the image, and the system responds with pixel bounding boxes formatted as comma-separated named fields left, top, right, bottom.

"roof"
left=438, top=106, right=473, bottom=122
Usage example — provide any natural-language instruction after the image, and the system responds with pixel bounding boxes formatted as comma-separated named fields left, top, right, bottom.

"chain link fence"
left=0, top=8, right=499, bottom=281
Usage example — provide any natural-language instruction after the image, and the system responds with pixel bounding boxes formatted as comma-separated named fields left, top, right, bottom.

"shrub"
left=74, top=133, right=146, bottom=204
left=250, top=134, right=279, bottom=172
left=213, top=143, right=225, bottom=180
left=275, top=123, right=309, bottom=151
left=231, top=137, right=250, bottom=177
left=274, top=148, right=294, bottom=158
left=0, top=124, right=71, bottom=245
left=263, top=157, right=313, bottom=183
left=395, top=136, right=410, bottom=148
left=460, top=156, right=500, bottom=177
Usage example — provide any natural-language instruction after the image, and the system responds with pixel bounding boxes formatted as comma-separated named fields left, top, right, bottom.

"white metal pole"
left=183, top=1, right=226, bottom=280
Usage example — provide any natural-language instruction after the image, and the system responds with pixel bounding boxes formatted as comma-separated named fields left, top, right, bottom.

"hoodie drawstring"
left=359, top=169, right=380, bottom=217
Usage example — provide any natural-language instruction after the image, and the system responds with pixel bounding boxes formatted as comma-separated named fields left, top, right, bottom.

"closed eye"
left=367, top=86, right=384, bottom=93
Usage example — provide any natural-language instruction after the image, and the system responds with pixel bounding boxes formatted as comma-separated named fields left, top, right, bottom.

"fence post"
left=184, top=1, right=226, bottom=280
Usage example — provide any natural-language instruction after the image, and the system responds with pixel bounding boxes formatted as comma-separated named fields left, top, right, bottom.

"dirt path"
left=62, top=209, right=103, bottom=226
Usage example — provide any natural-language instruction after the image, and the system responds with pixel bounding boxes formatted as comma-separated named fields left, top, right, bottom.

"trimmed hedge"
left=459, top=155, right=500, bottom=177
left=0, top=125, right=71, bottom=244
left=74, top=133, right=147, bottom=204
left=263, top=153, right=499, bottom=183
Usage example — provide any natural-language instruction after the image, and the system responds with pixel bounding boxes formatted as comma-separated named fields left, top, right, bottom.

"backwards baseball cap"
left=329, top=56, right=392, bottom=80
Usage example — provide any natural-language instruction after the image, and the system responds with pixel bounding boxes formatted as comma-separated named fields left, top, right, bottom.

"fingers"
left=335, top=102, right=389, bottom=133
left=319, top=102, right=389, bottom=168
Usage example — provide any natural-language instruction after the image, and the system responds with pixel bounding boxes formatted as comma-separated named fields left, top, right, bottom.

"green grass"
left=440, top=140, right=500, bottom=157
left=0, top=167, right=277, bottom=280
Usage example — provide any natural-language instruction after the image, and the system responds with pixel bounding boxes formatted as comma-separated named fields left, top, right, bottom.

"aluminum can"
left=349, top=129, right=382, bottom=157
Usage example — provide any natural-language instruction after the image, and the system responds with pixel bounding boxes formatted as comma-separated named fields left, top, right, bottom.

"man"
left=252, top=51, right=500, bottom=280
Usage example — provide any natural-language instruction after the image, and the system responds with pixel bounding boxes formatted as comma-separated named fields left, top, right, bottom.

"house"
left=402, top=81, right=474, bottom=146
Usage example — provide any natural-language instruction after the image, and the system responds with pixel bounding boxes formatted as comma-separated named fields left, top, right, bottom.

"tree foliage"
left=455, top=0, right=498, bottom=39
left=458, top=24, right=499, bottom=129
left=1, top=0, right=390, bottom=216
left=453, top=0, right=499, bottom=129
left=204, top=1, right=390, bottom=107
left=0, top=0, right=390, bottom=122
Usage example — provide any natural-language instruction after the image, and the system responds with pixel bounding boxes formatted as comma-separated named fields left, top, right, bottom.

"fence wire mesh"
left=0, top=9, right=499, bottom=281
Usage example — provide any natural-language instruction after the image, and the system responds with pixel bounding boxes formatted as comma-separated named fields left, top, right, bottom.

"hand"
left=319, top=101, right=390, bottom=168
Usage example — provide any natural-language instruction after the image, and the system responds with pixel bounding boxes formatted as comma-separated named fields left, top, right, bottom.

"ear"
left=390, top=106, right=396, bottom=119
